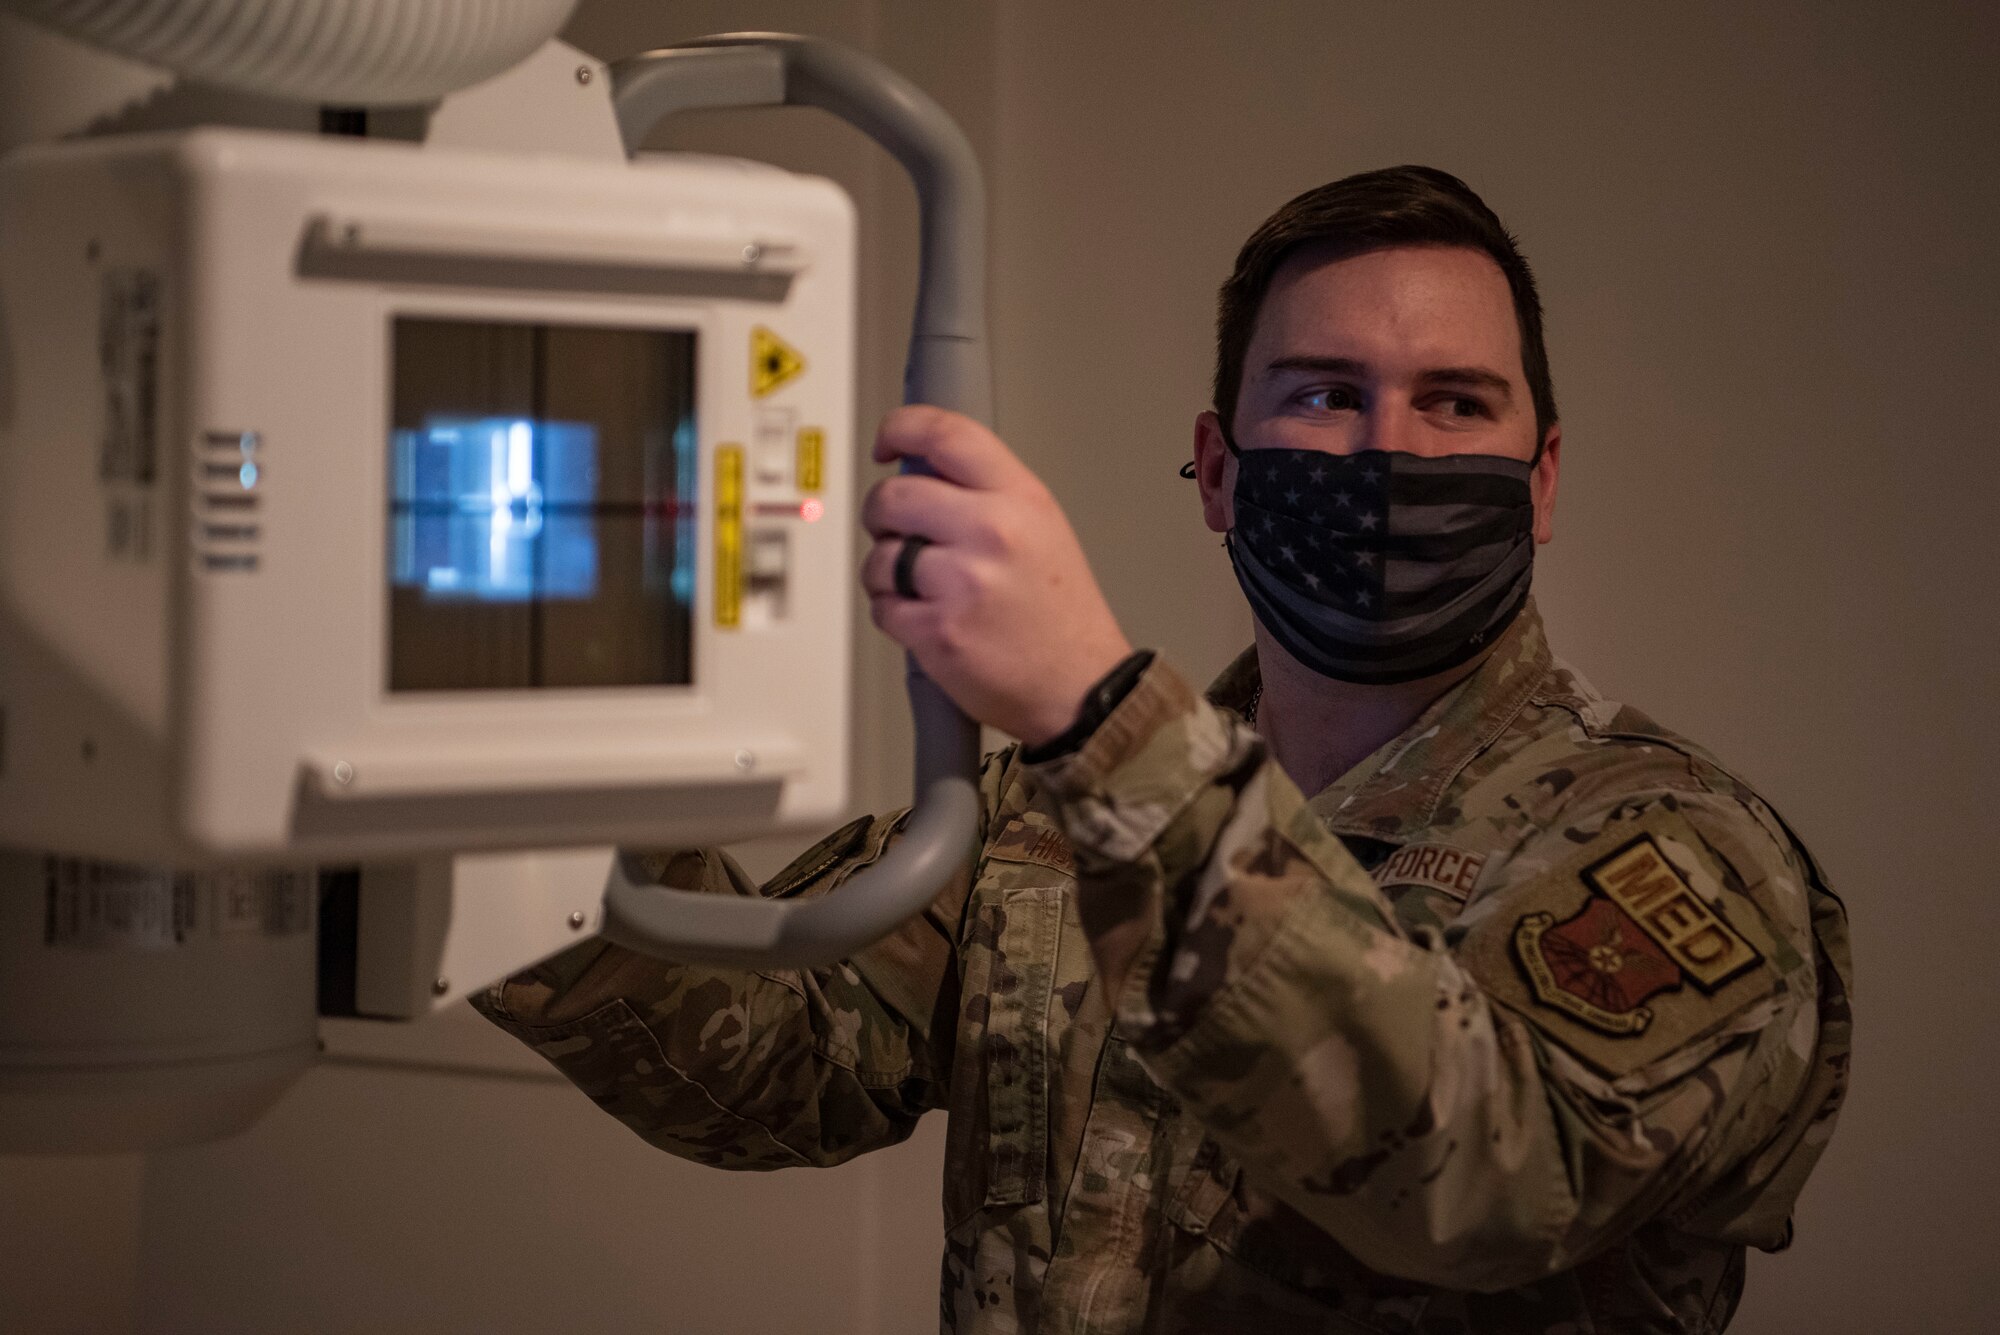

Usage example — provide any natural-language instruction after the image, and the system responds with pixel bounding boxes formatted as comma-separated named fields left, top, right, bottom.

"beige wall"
left=131, top=1010, right=949, bottom=1334
left=0, top=1153, right=146, bottom=1334
left=6, top=2, right=1994, bottom=1331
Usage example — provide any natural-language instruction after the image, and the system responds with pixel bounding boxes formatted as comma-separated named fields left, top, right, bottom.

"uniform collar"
left=1204, top=600, right=1553, bottom=844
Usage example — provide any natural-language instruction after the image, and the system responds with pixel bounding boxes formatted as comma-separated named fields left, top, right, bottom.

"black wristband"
left=1019, top=649, right=1157, bottom=764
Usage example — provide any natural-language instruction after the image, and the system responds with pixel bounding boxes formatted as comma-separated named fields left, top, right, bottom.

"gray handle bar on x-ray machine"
left=595, top=33, right=988, bottom=969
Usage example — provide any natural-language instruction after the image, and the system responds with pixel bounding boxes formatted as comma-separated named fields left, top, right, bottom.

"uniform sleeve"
left=1028, top=659, right=1825, bottom=1291
left=470, top=748, right=1019, bottom=1171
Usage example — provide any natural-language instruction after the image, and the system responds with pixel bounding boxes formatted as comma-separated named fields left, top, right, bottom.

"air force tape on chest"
left=1376, top=842, right=1489, bottom=901
left=1459, top=805, right=1789, bottom=1078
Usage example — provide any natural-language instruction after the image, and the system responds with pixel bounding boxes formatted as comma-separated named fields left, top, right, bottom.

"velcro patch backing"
left=986, top=816, right=1076, bottom=876
left=1460, top=806, right=1782, bottom=1077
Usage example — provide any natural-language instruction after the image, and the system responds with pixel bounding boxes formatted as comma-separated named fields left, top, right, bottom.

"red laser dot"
left=800, top=498, right=825, bottom=522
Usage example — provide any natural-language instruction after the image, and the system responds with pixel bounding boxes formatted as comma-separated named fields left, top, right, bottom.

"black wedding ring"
left=893, top=535, right=931, bottom=599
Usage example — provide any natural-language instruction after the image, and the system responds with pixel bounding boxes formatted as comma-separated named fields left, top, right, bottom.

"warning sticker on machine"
left=751, top=326, right=806, bottom=397
left=43, top=858, right=313, bottom=952
left=715, top=444, right=744, bottom=627
left=99, top=268, right=162, bottom=561
left=797, top=426, right=825, bottom=492
left=100, top=269, right=161, bottom=485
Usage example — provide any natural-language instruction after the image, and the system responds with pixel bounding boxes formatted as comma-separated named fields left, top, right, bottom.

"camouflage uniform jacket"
left=475, top=602, right=1852, bottom=1333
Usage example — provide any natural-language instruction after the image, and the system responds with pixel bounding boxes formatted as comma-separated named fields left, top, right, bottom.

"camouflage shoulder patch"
left=985, top=815, right=1076, bottom=876
left=1461, top=806, right=1783, bottom=1076
left=1375, top=842, right=1488, bottom=901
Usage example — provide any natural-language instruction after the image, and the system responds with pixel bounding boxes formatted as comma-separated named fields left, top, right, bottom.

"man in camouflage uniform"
left=475, top=166, right=1852, bottom=1332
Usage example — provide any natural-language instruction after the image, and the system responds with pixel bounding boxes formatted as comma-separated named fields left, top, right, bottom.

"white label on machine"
left=98, top=267, right=162, bottom=562
left=43, top=859, right=313, bottom=951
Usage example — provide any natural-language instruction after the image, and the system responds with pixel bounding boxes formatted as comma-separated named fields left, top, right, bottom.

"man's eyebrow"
left=1262, top=356, right=1515, bottom=401
left=1262, top=355, right=1370, bottom=379
left=1419, top=366, right=1514, bottom=400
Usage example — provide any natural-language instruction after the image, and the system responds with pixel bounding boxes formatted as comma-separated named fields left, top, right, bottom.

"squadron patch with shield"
left=1514, top=899, right=1681, bottom=1035
left=1516, top=830, right=1763, bottom=1035
left=1461, top=806, right=1786, bottom=1076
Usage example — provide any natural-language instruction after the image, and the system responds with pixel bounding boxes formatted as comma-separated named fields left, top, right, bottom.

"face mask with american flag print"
left=1225, top=447, right=1536, bottom=684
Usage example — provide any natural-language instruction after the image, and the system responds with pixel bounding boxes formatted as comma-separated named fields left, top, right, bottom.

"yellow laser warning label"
left=797, top=426, right=825, bottom=492
left=715, top=444, right=743, bottom=627
left=751, top=326, right=806, bottom=397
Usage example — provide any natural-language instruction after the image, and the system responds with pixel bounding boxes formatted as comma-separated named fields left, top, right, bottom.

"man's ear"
left=1194, top=411, right=1236, bottom=534
left=1532, top=422, right=1561, bottom=545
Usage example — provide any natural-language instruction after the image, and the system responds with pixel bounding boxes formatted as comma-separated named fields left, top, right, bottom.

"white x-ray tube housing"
left=0, top=127, right=857, bottom=865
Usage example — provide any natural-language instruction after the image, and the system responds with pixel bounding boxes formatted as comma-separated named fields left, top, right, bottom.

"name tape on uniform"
left=1375, top=842, right=1486, bottom=900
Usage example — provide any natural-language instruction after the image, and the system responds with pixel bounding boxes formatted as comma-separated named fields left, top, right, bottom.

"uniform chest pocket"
left=945, top=862, right=1068, bottom=1228
left=1166, top=1138, right=1433, bottom=1333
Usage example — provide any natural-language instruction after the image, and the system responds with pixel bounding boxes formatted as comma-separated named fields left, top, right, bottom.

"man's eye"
left=1303, top=386, right=1362, bottom=412
left=1444, top=396, right=1487, bottom=418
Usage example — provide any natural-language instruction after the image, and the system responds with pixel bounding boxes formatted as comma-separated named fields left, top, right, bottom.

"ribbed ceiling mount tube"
left=0, top=0, right=578, bottom=105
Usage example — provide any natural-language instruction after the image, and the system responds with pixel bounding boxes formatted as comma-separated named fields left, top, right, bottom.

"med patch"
left=1461, top=806, right=1783, bottom=1076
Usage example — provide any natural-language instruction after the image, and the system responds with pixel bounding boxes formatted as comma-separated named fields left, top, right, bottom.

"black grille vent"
left=191, top=429, right=263, bottom=572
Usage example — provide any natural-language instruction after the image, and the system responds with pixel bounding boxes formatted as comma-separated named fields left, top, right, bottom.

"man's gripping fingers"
left=859, top=473, right=983, bottom=547
left=872, top=406, right=1033, bottom=492
left=861, top=537, right=919, bottom=601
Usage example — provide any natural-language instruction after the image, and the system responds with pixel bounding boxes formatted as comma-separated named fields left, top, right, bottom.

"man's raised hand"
left=860, top=406, right=1134, bottom=747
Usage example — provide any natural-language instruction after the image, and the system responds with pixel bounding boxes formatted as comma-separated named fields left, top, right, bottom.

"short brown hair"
left=1213, top=165, right=1557, bottom=447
